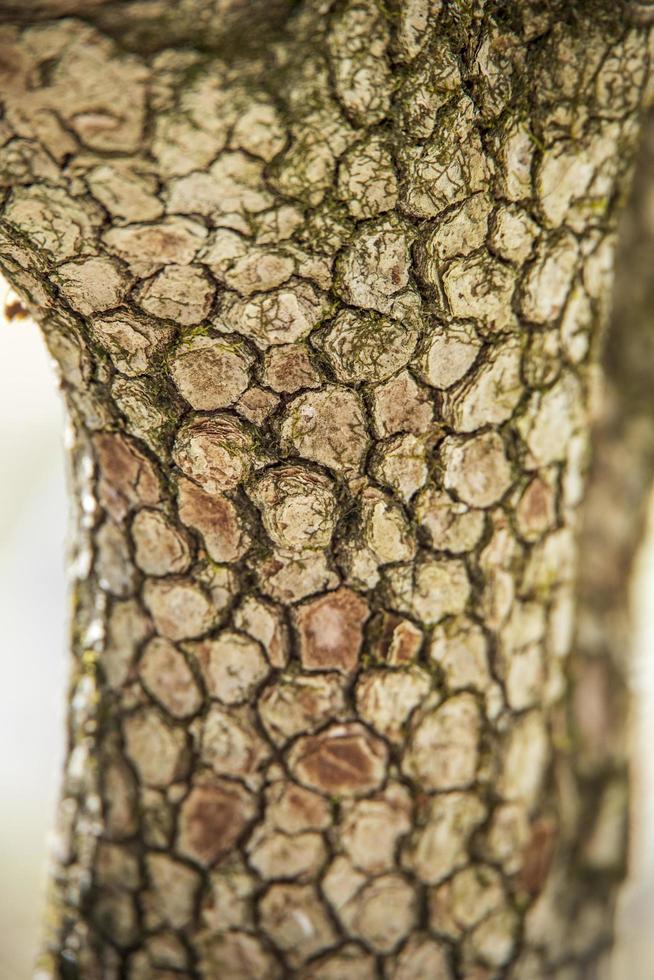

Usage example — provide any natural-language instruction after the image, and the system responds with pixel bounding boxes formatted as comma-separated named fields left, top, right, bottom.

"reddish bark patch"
left=519, top=816, right=558, bottom=897
left=372, top=611, right=423, bottom=665
left=178, top=780, right=255, bottom=867
left=295, top=587, right=369, bottom=674
left=516, top=475, right=555, bottom=540
left=276, top=783, right=331, bottom=831
left=93, top=432, right=161, bottom=521
left=289, top=722, right=388, bottom=798
left=177, top=476, right=248, bottom=563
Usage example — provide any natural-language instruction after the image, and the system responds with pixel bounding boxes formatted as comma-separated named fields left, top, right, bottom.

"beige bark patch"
left=418, top=194, right=491, bottom=277
left=188, top=631, right=269, bottom=705
left=338, top=134, right=398, bottom=218
left=136, top=264, right=215, bottom=325
left=173, top=415, right=255, bottom=493
left=221, top=279, right=328, bottom=348
left=429, top=864, right=505, bottom=939
left=294, top=587, right=369, bottom=673
left=199, top=931, right=281, bottom=979
left=519, top=233, right=579, bottom=324
left=248, top=464, right=338, bottom=553
left=396, top=0, right=436, bottom=60
left=233, top=597, right=289, bottom=670
left=443, top=252, right=516, bottom=334
left=429, top=617, right=491, bottom=692
left=256, top=549, right=339, bottom=603
left=143, top=577, right=216, bottom=641
left=138, top=637, right=202, bottom=719
left=403, top=693, right=480, bottom=791
left=441, top=431, right=513, bottom=507
left=481, top=802, right=530, bottom=873
left=104, top=598, right=152, bottom=689
left=463, top=907, right=518, bottom=969
left=318, top=308, right=417, bottom=383
left=399, top=98, right=489, bottom=217
left=537, top=133, right=617, bottom=229
left=167, top=151, right=273, bottom=226
left=4, top=184, right=102, bottom=261
left=131, top=508, right=191, bottom=576
left=258, top=884, right=337, bottom=967
left=153, top=115, right=226, bottom=182
left=103, top=217, right=206, bottom=277
left=171, top=335, right=252, bottom=410
left=370, top=433, right=430, bottom=503
left=248, top=829, right=327, bottom=883
left=123, top=709, right=187, bottom=788
left=110, top=375, right=171, bottom=454
left=391, top=935, right=452, bottom=980
left=499, top=711, right=549, bottom=805
left=442, top=338, right=523, bottom=432
left=415, top=487, right=485, bottom=553
left=340, top=783, right=412, bottom=875
left=202, top=859, right=255, bottom=932
left=360, top=487, right=415, bottom=564
left=403, top=791, right=487, bottom=884
left=355, top=668, right=432, bottom=743
left=336, top=217, right=415, bottom=319
left=95, top=519, right=137, bottom=597
left=236, top=386, right=280, bottom=425
left=53, top=256, right=129, bottom=315
left=336, top=871, right=418, bottom=954
left=371, top=369, right=433, bottom=437
left=385, top=557, right=470, bottom=624
left=85, top=162, right=164, bottom=222
left=517, top=372, right=584, bottom=467
left=397, top=40, right=460, bottom=141
left=417, top=321, right=482, bottom=390
left=297, top=942, right=377, bottom=979
left=231, top=99, right=287, bottom=162
left=200, top=229, right=294, bottom=296
left=144, top=853, right=201, bottom=930
left=263, top=780, right=332, bottom=835
left=281, top=386, right=369, bottom=475
left=258, top=673, right=347, bottom=746
left=92, top=311, right=174, bottom=377
left=494, top=122, right=534, bottom=201
left=370, top=612, right=424, bottom=666
left=199, top=704, right=270, bottom=785
left=490, top=204, right=538, bottom=264
left=328, top=0, right=392, bottom=126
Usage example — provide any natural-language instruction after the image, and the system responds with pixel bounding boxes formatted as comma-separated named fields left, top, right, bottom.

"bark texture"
left=0, top=2, right=653, bottom=977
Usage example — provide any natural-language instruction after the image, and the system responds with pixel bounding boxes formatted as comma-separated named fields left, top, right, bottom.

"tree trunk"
left=1, top=2, right=653, bottom=977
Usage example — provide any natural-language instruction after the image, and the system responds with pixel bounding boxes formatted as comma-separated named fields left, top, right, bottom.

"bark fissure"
left=0, top=2, right=653, bottom=978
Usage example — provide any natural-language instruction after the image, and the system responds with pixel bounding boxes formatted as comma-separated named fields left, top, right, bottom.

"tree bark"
left=1, top=2, right=653, bottom=977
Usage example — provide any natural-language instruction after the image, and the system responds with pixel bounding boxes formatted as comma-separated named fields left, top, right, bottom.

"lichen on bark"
left=1, top=2, right=654, bottom=978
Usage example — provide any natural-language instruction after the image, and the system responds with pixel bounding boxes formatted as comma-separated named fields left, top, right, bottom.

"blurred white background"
left=0, top=276, right=653, bottom=978
left=0, top=280, right=67, bottom=980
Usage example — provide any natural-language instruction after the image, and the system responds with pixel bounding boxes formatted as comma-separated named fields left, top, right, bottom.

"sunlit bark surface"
left=0, top=2, right=653, bottom=977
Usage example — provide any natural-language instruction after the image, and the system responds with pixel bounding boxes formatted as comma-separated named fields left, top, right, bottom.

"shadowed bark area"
left=0, top=2, right=653, bottom=978
left=0, top=0, right=298, bottom=54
